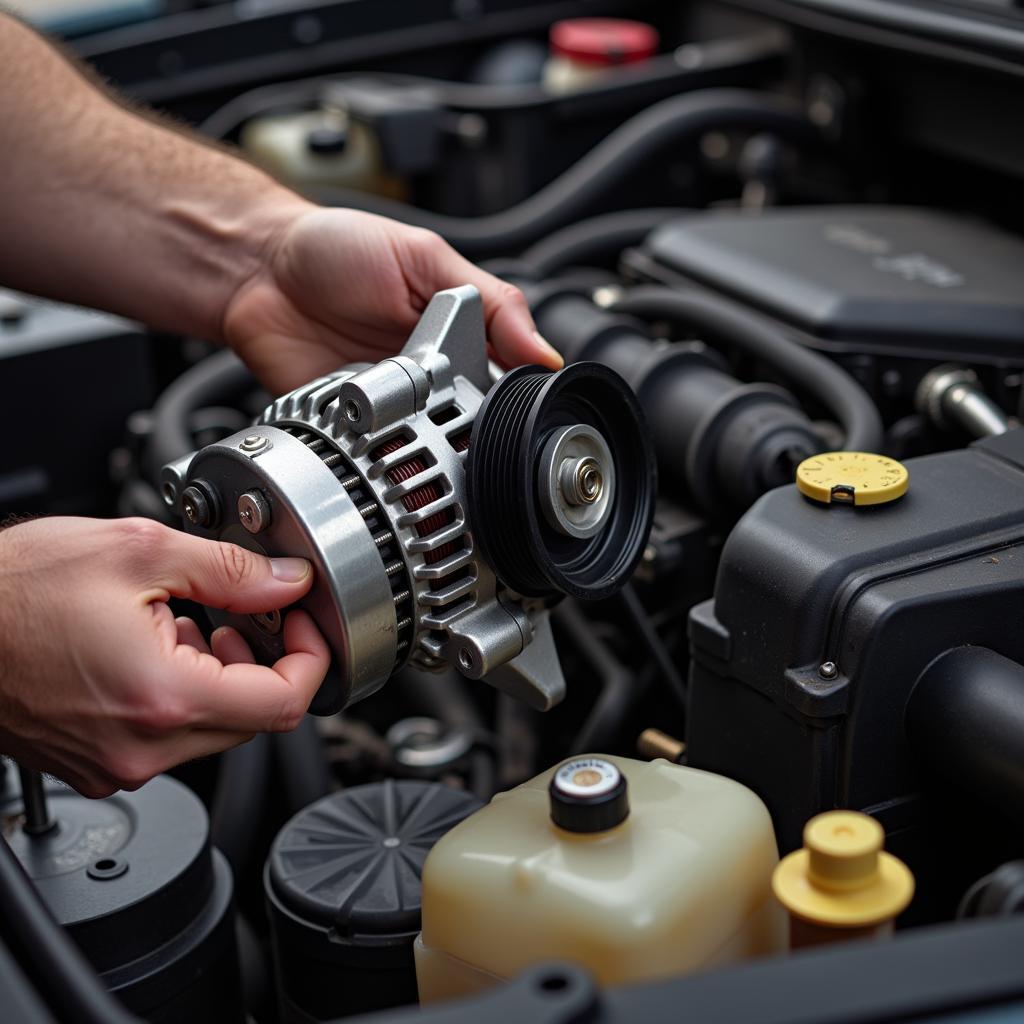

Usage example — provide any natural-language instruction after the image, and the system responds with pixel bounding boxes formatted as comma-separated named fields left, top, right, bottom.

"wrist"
left=179, top=184, right=315, bottom=344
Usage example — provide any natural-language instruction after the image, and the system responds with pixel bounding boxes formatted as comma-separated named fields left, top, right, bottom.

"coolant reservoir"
left=415, top=755, right=785, bottom=1003
left=241, top=109, right=406, bottom=198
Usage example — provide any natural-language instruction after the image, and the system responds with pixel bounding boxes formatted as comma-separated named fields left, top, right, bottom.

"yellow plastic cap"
left=772, top=811, right=914, bottom=928
left=796, top=452, right=909, bottom=506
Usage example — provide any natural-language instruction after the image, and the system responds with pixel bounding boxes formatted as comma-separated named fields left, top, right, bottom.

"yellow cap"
left=796, top=452, right=908, bottom=506
left=772, top=811, right=914, bottom=928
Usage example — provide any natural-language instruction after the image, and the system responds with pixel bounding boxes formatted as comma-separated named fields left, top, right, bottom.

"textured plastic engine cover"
left=642, top=207, right=1024, bottom=358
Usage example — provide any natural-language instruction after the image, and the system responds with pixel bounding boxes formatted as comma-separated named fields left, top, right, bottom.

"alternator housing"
left=163, top=286, right=652, bottom=715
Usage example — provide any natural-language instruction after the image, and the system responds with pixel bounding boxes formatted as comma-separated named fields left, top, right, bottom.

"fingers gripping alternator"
left=162, top=286, right=654, bottom=715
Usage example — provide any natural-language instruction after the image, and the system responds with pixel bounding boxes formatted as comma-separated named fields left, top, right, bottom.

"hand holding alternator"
left=223, top=207, right=562, bottom=394
left=0, top=517, right=329, bottom=798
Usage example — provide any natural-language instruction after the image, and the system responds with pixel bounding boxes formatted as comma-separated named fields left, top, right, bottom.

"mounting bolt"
left=238, top=490, right=270, bottom=534
left=818, top=661, right=838, bottom=680
left=239, top=434, right=268, bottom=453
left=181, top=486, right=212, bottom=527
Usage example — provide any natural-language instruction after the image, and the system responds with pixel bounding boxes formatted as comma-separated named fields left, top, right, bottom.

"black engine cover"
left=687, top=429, right=1024, bottom=916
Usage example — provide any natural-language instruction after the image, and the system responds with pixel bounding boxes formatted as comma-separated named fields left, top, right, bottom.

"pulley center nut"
left=538, top=423, right=616, bottom=539
left=561, top=456, right=604, bottom=505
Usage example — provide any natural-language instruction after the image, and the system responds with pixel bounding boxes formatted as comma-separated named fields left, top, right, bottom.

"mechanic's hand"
left=223, top=206, right=562, bottom=393
left=0, top=516, right=330, bottom=798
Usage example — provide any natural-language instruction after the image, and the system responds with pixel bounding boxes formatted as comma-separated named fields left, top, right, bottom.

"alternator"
left=162, top=286, right=654, bottom=714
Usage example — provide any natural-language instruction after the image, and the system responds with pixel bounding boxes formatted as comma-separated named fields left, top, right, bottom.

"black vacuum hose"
left=210, top=734, right=271, bottom=876
left=519, top=208, right=688, bottom=276
left=145, top=349, right=254, bottom=484
left=611, top=286, right=884, bottom=452
left=555, top=601, right=639, bottom=755
left=309, top=89, right=816, bottom=257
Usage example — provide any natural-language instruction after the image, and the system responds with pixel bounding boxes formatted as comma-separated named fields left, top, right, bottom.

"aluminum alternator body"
left=163, top=286, right=566, bottom=715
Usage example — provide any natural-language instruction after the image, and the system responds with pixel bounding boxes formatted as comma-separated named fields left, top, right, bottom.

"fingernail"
left=271, top=557, right=311, bottom=583
left=534, top=331, right=564, bottom=368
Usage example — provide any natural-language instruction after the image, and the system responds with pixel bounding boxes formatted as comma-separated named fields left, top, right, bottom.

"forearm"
left=0, top=13, right=311, bottom=340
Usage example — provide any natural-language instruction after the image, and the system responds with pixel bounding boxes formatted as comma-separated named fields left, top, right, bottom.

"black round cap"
left=549, top=758, right=629, bottom=834
left=268, top=780, right=482, bottom=940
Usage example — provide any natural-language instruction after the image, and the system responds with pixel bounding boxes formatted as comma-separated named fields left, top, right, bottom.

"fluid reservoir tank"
left=414, top=755, right=785, bottom=1003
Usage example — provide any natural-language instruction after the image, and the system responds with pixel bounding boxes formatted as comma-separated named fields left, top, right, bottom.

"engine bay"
left=3, top=1, right=1024, bottom=1021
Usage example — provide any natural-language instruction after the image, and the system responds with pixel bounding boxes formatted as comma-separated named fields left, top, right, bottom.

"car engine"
left=3, top=2, right=1024, bottom=1022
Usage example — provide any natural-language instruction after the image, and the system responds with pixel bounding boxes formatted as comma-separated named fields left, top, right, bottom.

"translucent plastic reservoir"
left=415, top=755, right=785, bottom=1003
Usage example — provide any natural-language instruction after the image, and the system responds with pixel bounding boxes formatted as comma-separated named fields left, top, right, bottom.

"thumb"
left=147, top=530, right=314, bottom=613
left=419, top=240, right=563, bottom=370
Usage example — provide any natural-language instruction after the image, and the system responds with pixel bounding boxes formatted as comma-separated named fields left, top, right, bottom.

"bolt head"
left=240, top=434, right=268, bottom=453
left=818, top=661, right=839, bottom=680
left=238, top=491, right=270, bottom=534
left=180, top=485, right=211, bottom=527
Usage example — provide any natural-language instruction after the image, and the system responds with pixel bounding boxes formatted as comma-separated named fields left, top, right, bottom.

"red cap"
left=550, top=18, right=659, bottom=67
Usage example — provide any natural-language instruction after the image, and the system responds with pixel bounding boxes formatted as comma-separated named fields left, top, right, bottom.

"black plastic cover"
left=643, top=207, right=1024, bottom=357
left=686, top=428, right=1024, bottom=918
left=268, top=780, right=481, bottom=940
left=0, top=774, right=238, bottom=1022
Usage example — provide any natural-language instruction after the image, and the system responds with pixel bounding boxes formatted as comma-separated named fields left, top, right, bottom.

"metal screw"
left=561, top=457, right=603, bottom=506
left=239, top=434, right=268, bottom=453
left=819, top=661, right=838, bottom=680
left=238, top=490, right=270, bottom=534
left=181, top=485, right=211, bottom=527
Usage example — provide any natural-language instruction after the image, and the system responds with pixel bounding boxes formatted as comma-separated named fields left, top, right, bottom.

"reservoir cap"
left=772, top=811, right=914, bottom=928
left=796, top=451, right=909, bottom=506
left=549, top=757, right=629, bottom=833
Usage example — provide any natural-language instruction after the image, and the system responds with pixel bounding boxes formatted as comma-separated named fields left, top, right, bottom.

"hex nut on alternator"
left=181, top=485, right=212, bottom=528
left=238, top=490, right=271, bottom=534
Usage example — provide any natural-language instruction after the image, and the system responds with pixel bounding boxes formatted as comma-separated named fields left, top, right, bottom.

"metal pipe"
left=17, top=766, right=55, bottom=837
left=916, top=365, right=1011, bottom=438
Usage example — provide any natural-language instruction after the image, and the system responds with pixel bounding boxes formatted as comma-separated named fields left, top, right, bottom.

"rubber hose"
left=274, top=717, right=333, bottom=815
left=210, top=734, right=271, bottom=877
left=307, top=89, right=816, bottom=257
left=145, top=349, right=254, bottom=484
left=907, top=647, right=1024, bottom=820
left=235, top=913, right=273, bottom=1020
left=612, top=286, right=884, bottom=452
left=555, top=602, right=639, bottom=755
left=0, top=839, right=139, bottom=1024
left=520, top=208, right=688, bottom=276
left=617, top=583, right=689, bottom=715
